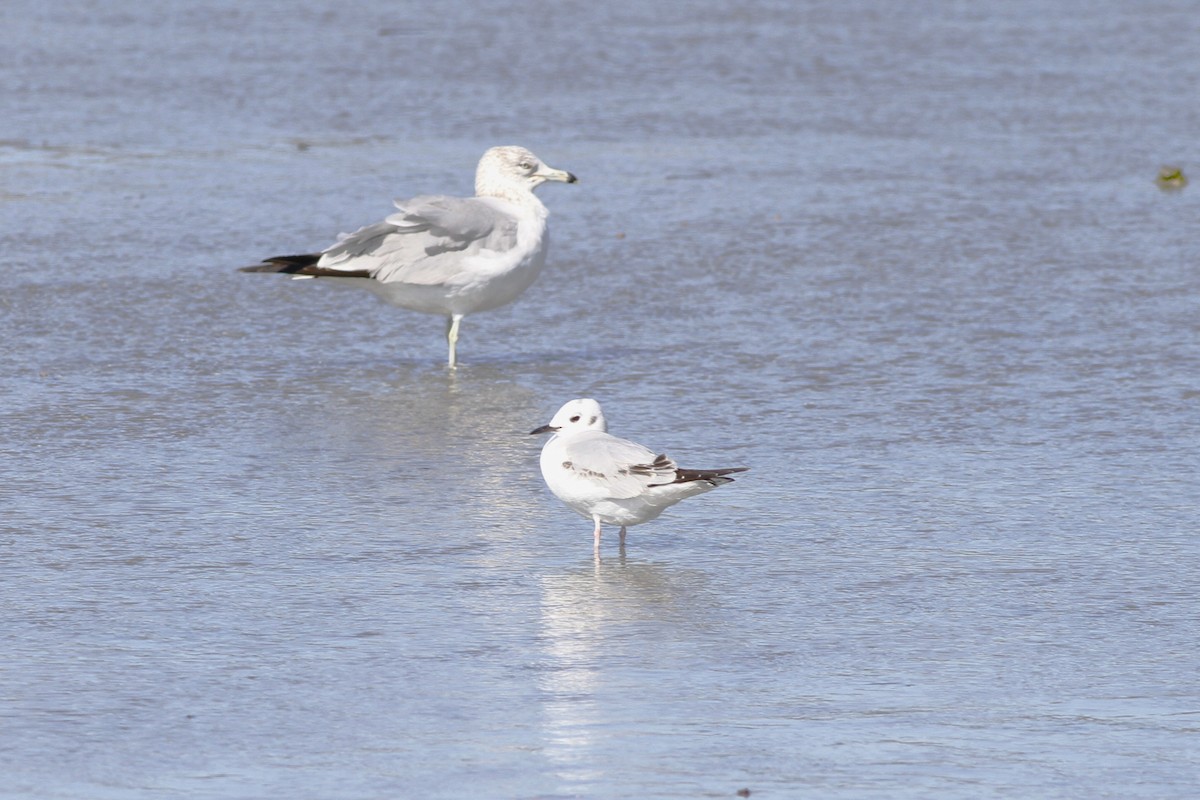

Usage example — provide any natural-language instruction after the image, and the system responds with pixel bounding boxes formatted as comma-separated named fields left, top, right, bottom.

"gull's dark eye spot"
left=589, top=416, right=597, bottom=425
left=569, top=415, right=581, bottom=423
left=518, top=161, right=534, bottom=171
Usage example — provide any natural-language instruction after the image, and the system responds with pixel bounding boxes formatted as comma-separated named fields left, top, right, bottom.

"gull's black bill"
left=529, top=424, right=559, bottom=435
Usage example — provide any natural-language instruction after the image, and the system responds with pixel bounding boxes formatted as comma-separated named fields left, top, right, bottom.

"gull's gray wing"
left=316, top=195, right=520, bottom=286
left=559, top=431, right=678, bottom=499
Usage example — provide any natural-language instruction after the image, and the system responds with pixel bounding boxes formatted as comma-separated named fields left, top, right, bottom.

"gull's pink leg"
left=593, top=517, right=602, bottom=551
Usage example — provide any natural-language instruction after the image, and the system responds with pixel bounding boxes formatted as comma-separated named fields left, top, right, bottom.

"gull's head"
left=476, top=146, right=577, bottom=200
left=530, top=398, right=607, bottom=437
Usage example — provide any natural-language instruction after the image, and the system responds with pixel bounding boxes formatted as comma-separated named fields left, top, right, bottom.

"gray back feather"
left=563, top=432, right=679, bottom=499
left=317, top=196, right=520, bottom=286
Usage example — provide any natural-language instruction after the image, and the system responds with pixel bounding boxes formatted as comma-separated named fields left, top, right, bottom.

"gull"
left=240, top=145, right=577, bottom=367
left=530, top=399, right=748, bottom=550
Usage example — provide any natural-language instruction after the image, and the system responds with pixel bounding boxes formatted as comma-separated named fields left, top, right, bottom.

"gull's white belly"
left=368, top=218, right=548, bottom=317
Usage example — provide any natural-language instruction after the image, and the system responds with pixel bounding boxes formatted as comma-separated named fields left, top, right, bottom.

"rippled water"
left=3, top=1, right=1199, bottom=798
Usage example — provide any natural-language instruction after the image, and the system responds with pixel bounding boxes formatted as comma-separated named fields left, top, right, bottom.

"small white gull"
left=531, top=399, right=748, bottom=550
left=241, top=145, right=576, bottom=367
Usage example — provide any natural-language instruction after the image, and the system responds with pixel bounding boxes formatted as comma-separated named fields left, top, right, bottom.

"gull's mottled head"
left=530, top=398, right=606, bottom=436
left=476, top=145, right=577, bottom=199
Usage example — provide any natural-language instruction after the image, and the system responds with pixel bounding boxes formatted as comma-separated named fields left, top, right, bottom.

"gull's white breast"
left=451, top=204, right=549, bottom=314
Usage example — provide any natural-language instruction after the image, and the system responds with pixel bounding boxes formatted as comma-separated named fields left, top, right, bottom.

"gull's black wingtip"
left=238, top=254, right=322, bottom=274
left=238, top=254, right=372, bottom=279
left=673, top=466, right=749, bottom=486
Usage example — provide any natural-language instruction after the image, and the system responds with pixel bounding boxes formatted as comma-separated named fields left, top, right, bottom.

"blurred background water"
left=1, top=1, right=1198, bottom=798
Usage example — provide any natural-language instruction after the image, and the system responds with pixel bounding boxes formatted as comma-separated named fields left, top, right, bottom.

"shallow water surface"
left=2, top=1, right=1199, bottom=798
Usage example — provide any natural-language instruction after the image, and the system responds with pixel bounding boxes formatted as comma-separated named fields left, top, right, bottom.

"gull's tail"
left=239, top=254, right=371, bottom=278
left=665, top=466, right=749, bottom=487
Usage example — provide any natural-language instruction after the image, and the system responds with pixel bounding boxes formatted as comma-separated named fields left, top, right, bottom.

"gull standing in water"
left=531, top=399, right=748, bottom=551
left=241, top=145, right=577, bottom=367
